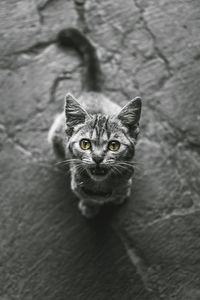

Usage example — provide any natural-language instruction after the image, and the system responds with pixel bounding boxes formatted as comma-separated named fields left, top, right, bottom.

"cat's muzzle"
left=88, top=165, right=109, bottom=180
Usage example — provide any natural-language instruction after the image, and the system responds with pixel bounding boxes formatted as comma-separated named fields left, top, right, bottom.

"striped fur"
left=48, top=28, right=142, bottom=218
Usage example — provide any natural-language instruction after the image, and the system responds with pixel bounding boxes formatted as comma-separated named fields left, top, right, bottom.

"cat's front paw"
left=78, top=201, right=100, bottom=218
left=113, top=196, right=128, bottom=206
left=114, top=184, right=132, bottom=205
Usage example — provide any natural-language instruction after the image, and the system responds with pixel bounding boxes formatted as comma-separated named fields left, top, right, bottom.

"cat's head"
left=65, top=93, right=142, bottom=181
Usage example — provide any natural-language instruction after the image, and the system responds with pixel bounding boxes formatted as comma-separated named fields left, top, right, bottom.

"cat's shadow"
left=45, top=168, right=129, bottom=296
left=33, top=162, right=147, bottom=298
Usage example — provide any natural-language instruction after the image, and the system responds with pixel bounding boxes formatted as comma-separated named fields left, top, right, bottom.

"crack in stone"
left=13, top=141, right=33, bottom=157
left=114, top=207, right=200, bottom=298
left=5, top=39, right=56, bottom=57
left=37, top=0, right=56, bottom=24
left=49, top=73, right=73, bottom=103
left=74, top=0, right=85, bottom=6
left=115, top=229, right=161, bottom=299
left=184, top=140, right=200, bottom=155
left=37, top=7, right=44, bottom=24
left=115, top=39, right=199, bottom=160
left=1, top=123, right=64, bottom=173
left=1, top=124, right=33, bottom=158
left=0, top=39, right=57, bottom=70
left=194, top=53, right=200, bottom=61
left=146, top=207, right=200, bottom=228
left=145, top=101, right=200, bottom=156
left=37, top=0, right=55, bottom=11
left=134, top=0, right=173, bottom=78
left=49, top=63, right=81, bottom=103
left=119, top=234, right=151, bottom=291
left=74, top=0, right=89, bottom=33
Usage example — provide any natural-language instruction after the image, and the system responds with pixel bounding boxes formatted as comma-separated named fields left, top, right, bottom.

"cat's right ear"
left=65, top=93, right=89, bottom=128
left=117, top=97, right=142, bottom=128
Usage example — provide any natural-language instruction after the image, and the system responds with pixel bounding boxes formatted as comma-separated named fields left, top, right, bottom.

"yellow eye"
left=108, top=141, right=120, bottom=151
left=80, top=139, right=91, bottom=150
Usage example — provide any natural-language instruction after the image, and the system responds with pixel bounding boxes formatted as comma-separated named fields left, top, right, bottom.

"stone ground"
left=0, top=0, right=200, bottom=299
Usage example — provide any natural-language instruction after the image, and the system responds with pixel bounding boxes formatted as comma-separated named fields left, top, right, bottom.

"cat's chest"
left=74, top=169, right=130, bottom=194
left=79, top=176, right=113, bottom=194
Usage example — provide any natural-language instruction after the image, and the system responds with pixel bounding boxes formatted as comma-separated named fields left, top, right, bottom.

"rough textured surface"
left=0, top=0, right=200, bottom=299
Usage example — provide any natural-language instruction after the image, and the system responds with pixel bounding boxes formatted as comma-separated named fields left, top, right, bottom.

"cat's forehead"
left=74, top=114, right=128, bottom=141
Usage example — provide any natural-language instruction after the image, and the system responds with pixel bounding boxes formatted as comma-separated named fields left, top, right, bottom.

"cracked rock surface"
left=0, top=0, right=200, bottom=299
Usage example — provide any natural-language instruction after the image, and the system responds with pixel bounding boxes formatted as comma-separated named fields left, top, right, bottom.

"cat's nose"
left=92, top=155, right=104, bottom=164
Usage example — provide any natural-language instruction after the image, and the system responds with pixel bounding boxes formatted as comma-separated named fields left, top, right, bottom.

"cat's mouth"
left=88, top=166, right=109, bottom=181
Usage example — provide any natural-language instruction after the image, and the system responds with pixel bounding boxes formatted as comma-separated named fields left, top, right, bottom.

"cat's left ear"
left=118, top=97, right=142, bottom=129
left=65, top=92, right=89, bottom=128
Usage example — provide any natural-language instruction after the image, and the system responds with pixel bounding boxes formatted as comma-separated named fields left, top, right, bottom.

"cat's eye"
left=108, top=140, right=120, bottom=151
left=80, top=139, right=91, bottom=150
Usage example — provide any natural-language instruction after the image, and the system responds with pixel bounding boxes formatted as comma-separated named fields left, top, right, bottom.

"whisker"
left=55, top=158, right=81, bottom=166
left=131, top=160, right=144, bottom=166
left=110, top=165, right=122, bottom=176
left=117, top=163, right=141, bottom=172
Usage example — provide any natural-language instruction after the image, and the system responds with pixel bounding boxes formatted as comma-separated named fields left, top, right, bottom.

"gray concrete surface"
left=0, top=0, right=200, bottom=299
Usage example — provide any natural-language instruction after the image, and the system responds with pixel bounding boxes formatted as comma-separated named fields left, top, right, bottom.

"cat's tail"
left=58, top=28, right=103, bottom=92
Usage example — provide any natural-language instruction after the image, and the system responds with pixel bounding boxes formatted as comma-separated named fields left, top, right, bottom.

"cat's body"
left=48, top=28, right=142, bottom=218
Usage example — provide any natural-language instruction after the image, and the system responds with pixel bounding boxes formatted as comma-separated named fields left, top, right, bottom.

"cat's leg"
left=114, top=195, right=128, bottom=205
left=78, top=200, right=100, bottom=218
left=71, top=172, right=100, bottom=218
left=113, top=178, right=132, bottom=205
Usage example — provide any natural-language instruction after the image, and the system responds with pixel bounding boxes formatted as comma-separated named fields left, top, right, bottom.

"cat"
left=48, top=28, right=142, bottom=218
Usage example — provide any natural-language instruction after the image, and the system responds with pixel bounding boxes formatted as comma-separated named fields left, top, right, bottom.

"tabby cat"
left=48, top=28, right=142, bottom=218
